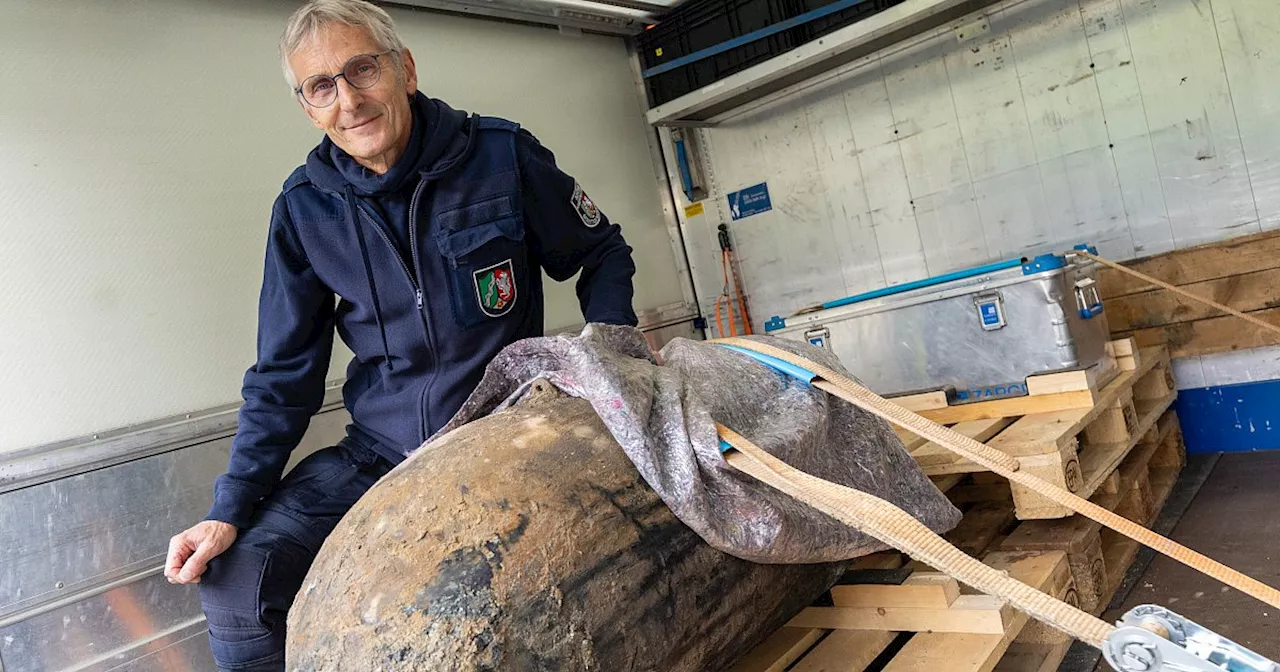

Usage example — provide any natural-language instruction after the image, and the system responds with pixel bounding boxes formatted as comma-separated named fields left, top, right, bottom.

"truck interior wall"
left=672, top=0, right=1280, bottom=376
left=0, top=0, right=684, bottom=454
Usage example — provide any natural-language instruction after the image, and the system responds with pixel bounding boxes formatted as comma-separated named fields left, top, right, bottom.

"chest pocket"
left=435, top=195, right=529, bottom=329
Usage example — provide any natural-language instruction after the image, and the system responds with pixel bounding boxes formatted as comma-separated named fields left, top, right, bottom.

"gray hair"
left=279, top=0, right=406, bottom=89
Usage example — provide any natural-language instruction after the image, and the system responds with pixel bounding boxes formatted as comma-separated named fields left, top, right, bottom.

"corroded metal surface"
left=288, top=388, right=847, bottom=671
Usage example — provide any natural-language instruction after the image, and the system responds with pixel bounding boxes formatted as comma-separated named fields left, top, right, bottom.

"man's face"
left=289, top=23, right=417, bottom=172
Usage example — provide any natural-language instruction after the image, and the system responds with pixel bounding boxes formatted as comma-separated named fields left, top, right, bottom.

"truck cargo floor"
left=1067, top=452, right=1280, bottom=671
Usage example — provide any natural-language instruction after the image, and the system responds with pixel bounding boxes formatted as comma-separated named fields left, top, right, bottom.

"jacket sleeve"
left=516, top=130, right=638, bottom=327
left=206, top=195, right=337, bottom=528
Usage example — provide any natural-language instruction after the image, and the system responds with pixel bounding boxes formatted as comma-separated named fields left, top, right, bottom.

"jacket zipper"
left=356, top=208, right=416, bottom=294
left=406, top=179, right=437, bottom=443
left=355, top=193, right=435, bottom=444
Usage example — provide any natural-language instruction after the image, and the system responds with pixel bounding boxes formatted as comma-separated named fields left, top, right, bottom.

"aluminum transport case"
left=764, top=244, right=1112, bottom=403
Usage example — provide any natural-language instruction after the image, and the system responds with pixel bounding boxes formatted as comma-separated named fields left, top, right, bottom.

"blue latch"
left=804, top=327, right=830, bottom=349
left=1073, top=242, right=1098, bottom=256
left=764, top=315, right=787, bottom=332
left=1079, top=304, right=1104, bottom=319
left=1074, top=278, right=1104, bottom=319
left=1021, top=253, right=1067, bottom=275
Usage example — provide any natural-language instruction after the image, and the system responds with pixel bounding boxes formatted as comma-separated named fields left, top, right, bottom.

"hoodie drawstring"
left=346, top=186, right=395, bottom=372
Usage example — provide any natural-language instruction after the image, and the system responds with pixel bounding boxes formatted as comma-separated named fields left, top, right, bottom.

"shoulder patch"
left=571, top=182, right=602, bottom=228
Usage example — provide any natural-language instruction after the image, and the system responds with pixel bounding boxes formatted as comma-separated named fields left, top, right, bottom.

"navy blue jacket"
left=208, top=94, right=637, bottom=527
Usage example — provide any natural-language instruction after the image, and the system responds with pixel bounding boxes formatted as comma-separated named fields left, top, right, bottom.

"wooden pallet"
left=899, top=342, right=1177, bottom=520
left=888, top=339, right=1129, bottom=425
left=729, top=551, right=1075, bottom=672
left=1000, top=410, right=1185, bottom=614
left=730, top=409, right=1186, bottom=672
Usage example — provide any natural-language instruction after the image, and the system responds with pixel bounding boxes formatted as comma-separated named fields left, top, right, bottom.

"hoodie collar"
left=305, top=93, right=478, bottom=197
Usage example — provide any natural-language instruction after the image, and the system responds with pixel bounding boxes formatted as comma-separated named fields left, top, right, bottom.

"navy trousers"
left=198, top=442, right=394, bottom=671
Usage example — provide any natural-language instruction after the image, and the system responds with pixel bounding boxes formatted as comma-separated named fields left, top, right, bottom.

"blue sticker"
left=980, top=302, right=1000, bottom=326
left=728, top=183, right=772, bottom=221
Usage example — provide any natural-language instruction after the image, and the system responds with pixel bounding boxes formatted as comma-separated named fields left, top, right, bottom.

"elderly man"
left=163, top=1, right=637, bottom=668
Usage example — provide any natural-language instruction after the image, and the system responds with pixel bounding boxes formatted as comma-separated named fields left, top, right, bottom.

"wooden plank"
left=1133, top=363, right=1175, bottom=402
left=1001, top=518, right=1106, bottom=613
left=1076, top=392, right=1176, bottom=502
left=920, top=459, right=998, bottom=477
left=893, top=360, right=1116, bottom=429
left=831, top=574, right=960, bottom=610
left=893, top=390, right=950, bottom=412
left=1097, top=470, right=1122, bottom=496
left=945, top=502, right=1018, bottom=558
left=909, top=389, right=1099, bottom=426
left=790, top=630, right=898, bottom=672
left=1109, top=337, right=1138, bottom=358
left=1149, top=467, right=1179, bottom=519
left=786, top=595, right=1010, bottom=634
left=1100, top=531, right=1142, bottom=610
left=988, top=348, right=1165, bottom=458
left=897, top=426, right=931, bottom=452
left=1002, top=356, right=1169, bottom=519
left=986, top=413, right=1085, bottom=457
left=1150, top=418, right=1186, bottom=471
left=1028, top=357, right=1119, bottom=397
left=1025, top=371, right=1093, bottom=396
left=913, top=418, right=1017, bottom=466
left=1082, top=396, right=1134, bottom=447
left=1116, top=306, right=1280, bottom=358
left=933, top=474, right=967, bottom=494
left=883, top=632, right=1006, bottom=672
left=1109, top=339, right=1139, bottom=373
left=1097, top=229, right=1280, bottom=298
left=1105, top=266, right=1280, bottom=332
left=1118, top=432, right=1163, bottom=491
left=850, top=552, right=907, bottom=571
left=1008, top=447, right=1082, bottom=520
left=993, top=638, right=1073, bottom=672
left=728, top=627, right=824, bottom=672
left=881, top=552, right=1068, bottom=672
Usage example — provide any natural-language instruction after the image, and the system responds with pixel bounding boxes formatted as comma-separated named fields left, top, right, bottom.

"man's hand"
left=166, top=520, right=238, bottom=585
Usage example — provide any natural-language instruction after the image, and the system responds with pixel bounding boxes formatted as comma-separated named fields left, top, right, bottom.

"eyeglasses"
left=295, top=51, right=395, bottom=108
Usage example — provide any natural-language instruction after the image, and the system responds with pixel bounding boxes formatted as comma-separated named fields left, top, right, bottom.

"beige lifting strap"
left=1074, top=249, right=1280, bottom=340
left=717, top=424, right=1115, bottom=647
left=712, top=337, right=1280, bottom=625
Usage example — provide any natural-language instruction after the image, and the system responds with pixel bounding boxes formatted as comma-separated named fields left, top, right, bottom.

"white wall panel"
left=682, top=0, right=1280, bottom=352
left=1118, top=0, right=1257, bottom=246
left=1, top=0, right=680, bottom=452
left=1213, top=0, right=1280, bottom=231
left=947, top=18, right=1052, bottom=259
left=883, top=33, right=990, bottom=273
left=842, top=62, right=931, bottom=285
left=806, top=80, right=888, bottom=297
left=1078, top=0, right=1175, bottom=256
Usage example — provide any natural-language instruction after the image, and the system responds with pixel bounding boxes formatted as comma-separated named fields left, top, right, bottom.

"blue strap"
left=716, top=344, right=819, bottom=384
left=719, top=438, right=734, bottom=454
left=675, top=137, right=695, bottom=202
